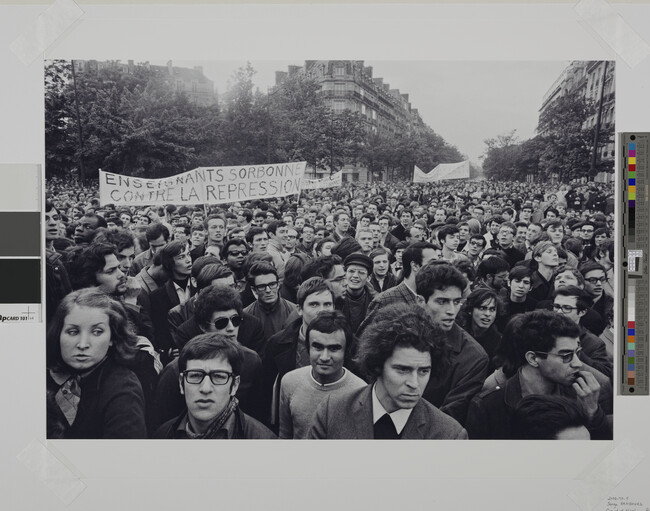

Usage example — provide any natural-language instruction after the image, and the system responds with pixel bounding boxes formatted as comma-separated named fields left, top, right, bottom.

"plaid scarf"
left=49, top=368, right=82, bottom=426
left=197, top=397, right=239, bottom=439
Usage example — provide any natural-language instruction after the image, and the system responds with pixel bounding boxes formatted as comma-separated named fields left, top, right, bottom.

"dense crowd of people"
left=45, top=175, right=615, bottom=440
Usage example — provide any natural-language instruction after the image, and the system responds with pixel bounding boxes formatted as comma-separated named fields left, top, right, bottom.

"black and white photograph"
left=44, top=58, right=616, bottom=441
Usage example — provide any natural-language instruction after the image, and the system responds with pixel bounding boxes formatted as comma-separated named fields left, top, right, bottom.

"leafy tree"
left=45, top=60, right=76, bottom=178
left=220, top=63, right=268, bottom=165
left=482, top=130, right=527, bottom=181
left=536, top=93, right=594, bottom=182
left=266, top=73, right=331, bottom=168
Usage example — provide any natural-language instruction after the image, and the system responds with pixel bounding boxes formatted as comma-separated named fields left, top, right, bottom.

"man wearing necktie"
left=307, top=303, right=468, bottom=440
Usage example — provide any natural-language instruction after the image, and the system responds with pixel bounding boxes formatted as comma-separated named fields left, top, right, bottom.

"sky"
left=161, top=59, right=570, bottom=166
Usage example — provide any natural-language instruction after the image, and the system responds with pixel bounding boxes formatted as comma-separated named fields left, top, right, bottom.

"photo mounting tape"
left=9, top=0, right=84, bottom=66
left=16, top=439, right=86, bottom=505
left=575, top=0, right=650, bottom=68
left=570, top=439, right=645, bottom=511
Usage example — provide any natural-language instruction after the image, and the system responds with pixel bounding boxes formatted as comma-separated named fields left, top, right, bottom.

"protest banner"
left=413, top=161, right=470, bottom=183
left=301, top=171, right=343, bottom=190
left=99, top=162, right=306, bottom=206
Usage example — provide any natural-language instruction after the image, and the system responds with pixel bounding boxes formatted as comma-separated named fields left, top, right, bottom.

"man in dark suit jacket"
left=307, top=303, right=467, bottom=439
left=148, top=241, right=195, bottom=363
left=357, top=241, right=441, bottom=336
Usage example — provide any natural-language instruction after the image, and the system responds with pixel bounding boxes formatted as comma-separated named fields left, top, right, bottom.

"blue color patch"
left=629, top=329, right=635, bottom=335
left=629, top=364, right=636, bottom=371
left=629, top=178, right=636, bottom=186
left=630, top=142, right=636, bottom=150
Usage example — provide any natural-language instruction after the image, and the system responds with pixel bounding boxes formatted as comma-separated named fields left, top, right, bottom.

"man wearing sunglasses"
left=552, top=287, right=612, bottom=379
left=153, top=334, right=275, bottom=439
left=150, top=285, right=266, bottom=432
left=465, top=310, right=612, bottom=440
left=220, top=238, right=249, bottom=292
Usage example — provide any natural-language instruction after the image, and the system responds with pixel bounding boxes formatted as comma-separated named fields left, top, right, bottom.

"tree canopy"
left=481, top=88, right=614, bottom=183
left=45, top=60, right=463, bottom=183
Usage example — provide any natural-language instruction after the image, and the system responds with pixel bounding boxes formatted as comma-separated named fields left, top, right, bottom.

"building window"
left=361, top=104, right=366, bottom=115
left=334, top=66, right=345, bottom=76
left=371, top=109, right=377, bottom=120
left=334, top=83, right=345, bottom=96
left=352, top=173, right=359, bottom=182
left=333, top=100, right=346, bottom=113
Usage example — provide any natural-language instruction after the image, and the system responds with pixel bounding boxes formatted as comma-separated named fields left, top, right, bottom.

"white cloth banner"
left=301, top=171, right=343, bottom=190
left=99, top=162, right=306, bottom=206
left=413, top=165, right=433, bottom=183
left=413, top=161, right=470, bottom=183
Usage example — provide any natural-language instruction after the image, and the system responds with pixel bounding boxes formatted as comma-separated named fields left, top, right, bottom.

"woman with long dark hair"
left=47, top=288, right=147, bottom=438
left=457, top=288, right=502, bottom=374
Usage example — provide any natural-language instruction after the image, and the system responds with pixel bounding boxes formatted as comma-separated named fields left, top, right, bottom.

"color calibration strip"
left=0, top=164, right=42, bottom=323
left=628, top=321, right=636, bottom=386
left=620, top=134, right=649, bottom=395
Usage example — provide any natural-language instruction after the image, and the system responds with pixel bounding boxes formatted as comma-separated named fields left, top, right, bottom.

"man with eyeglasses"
left=496, top=222, right=525, bottom=268
left=151, top=286, right=267, bottom=432
left=580, top=261, right=614, bottom=330
left=261, top=277, right=336, bottom=427
left=464, top=234, right=486, bottom=269
left=153, top=334, right=275, bottom=439
left=466, top=310, right=612, bottom=440
left=243, top=262, right=297, bottom=341
left=295, top=224, right=316, bottom=256
left=415, top=261, right=488, bottom=426
left=580, top=222, right=596, bottom=242
left=552, top=287, right=612, bottom=378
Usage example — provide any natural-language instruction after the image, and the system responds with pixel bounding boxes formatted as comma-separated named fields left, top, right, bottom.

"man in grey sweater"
left=279, top=310, right=365, bottom=439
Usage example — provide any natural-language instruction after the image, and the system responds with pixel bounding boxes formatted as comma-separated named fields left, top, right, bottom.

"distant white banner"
left=99, top=162, right=306, bottom=206
left=413, top=161, right=470, bottom=183
left=413, top=165, right=433, bottom=183
left=301, top=171, right=343, bottom=190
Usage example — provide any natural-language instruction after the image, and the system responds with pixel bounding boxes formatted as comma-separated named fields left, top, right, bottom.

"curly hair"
left=510, top=310, right=580, bottom=369
left=353, top=303, right=449, bottom=381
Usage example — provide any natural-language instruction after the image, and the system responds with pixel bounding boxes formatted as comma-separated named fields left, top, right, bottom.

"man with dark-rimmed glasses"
left=149, top=285, right=267, bottom=432
left=153, top=333, right=275, bottom=439
left=552, top=286, right=612, bottom=378
left=243, top=262, right=297, bottom=341
left=465, top=310, right=612, bottom=440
